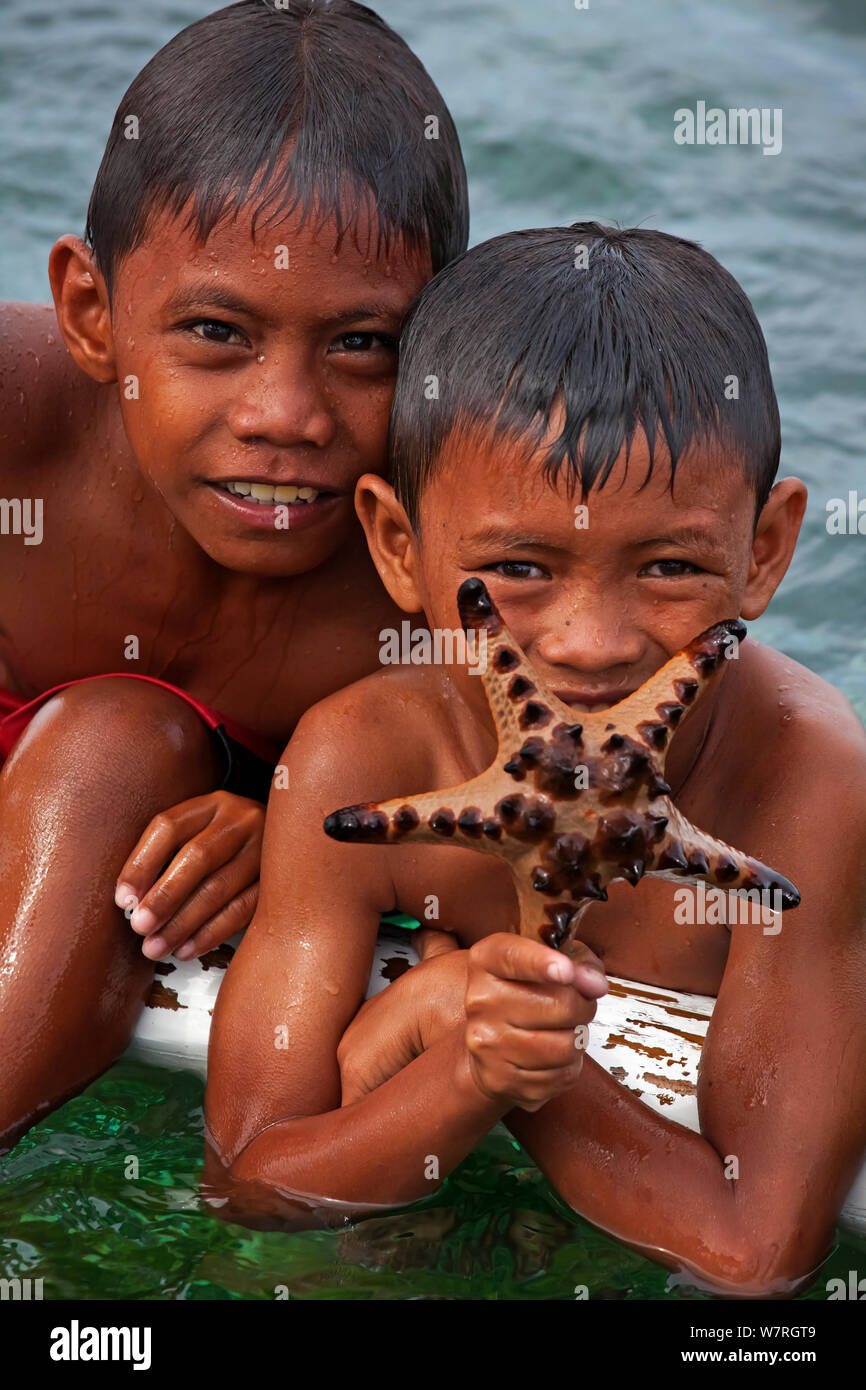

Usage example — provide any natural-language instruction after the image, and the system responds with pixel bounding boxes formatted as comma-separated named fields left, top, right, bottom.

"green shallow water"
left=1, top=1061, right=863, bottom=1301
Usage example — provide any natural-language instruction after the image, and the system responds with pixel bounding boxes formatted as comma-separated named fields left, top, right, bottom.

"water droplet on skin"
left=323, top=980, right=339, bottom=996
left=47, top=335, right=55, bottom=345
left=257, top=354, right=265, bottom=364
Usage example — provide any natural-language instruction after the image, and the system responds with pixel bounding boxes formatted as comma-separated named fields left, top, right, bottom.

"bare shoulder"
left=743, top=640, right=866, bottom=778
left=283, top=663, right=448, bottom=807
left=730, top=642, right=866, bottom=907
left=0, top=301, right=105, bottom=471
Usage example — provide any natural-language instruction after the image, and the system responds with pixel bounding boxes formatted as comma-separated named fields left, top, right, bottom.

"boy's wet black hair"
left=85, top=0, right=468, bottom=303
left=389, top=223, right=781, bottom=528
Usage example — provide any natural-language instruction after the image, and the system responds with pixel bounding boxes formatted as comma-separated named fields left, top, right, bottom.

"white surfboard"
left=124, top=924, right=866, bottom=1237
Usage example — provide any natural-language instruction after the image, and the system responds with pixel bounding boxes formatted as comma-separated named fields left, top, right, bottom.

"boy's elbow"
left=676, top=1221, right=826, bottom=1299
left=202, top=1147, right=332, bottom=1234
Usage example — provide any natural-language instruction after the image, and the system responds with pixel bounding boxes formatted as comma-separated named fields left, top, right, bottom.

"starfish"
left=324, top=579, right=800, bottom=955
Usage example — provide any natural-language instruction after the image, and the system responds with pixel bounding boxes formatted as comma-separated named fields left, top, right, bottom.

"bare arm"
left=203, top=696, right=508, bottom=1227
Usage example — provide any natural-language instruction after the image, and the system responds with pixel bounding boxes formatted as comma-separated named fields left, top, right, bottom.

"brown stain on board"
left=601, top=1032, right=669, bottom=1061
left=147, top=980, right=186, bottom=1011
left=606, top=980, right=679, bottom=1005
left=642, top=1071, right=696, bottom=1096
left=198, top=944, right=235, bottom=971
left=658, top=1002, right=714, bottom=1024
left=380, top=955, right=411, bottom=983
left=625, top=1015, right=704, bottom=1047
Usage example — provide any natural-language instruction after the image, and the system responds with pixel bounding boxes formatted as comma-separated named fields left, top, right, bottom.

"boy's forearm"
left=220, top=1030, right=505, bottom=1227
left=507, top=1058, right=813, bottom=1296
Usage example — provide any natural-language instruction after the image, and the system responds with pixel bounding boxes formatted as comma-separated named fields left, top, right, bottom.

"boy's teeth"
left=223, top=481, right=319, bottom=504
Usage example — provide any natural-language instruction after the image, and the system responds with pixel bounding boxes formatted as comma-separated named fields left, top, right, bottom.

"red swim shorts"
left=0, top=674, right=281, bottom=803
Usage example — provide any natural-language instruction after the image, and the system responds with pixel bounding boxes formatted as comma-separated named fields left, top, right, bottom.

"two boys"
left=3, top=0, right=863, bottom=1299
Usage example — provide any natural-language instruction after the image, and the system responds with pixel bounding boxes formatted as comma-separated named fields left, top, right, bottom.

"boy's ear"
left=741, top=477, right=808, bottom=620
left=354, top=474, right=425, bottom=614
left=48, top=235, right=117, bottom=384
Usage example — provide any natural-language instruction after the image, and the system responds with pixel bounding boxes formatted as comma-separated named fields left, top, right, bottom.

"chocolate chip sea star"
left=324, top=579, right=800, bottom=954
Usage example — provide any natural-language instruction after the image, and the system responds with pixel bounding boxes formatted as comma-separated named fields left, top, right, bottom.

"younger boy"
left=206, top=223, right=866, bottom=1296
left=0, top=0, right=467, bottom=1153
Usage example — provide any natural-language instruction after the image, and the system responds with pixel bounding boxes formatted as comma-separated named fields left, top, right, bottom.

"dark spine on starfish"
left=540, top=904, right=578, bottom=950
left=457, top=577, right=503, bottom=635
left=594, top=734, right=661, bottom=803
left=493, top=793, right=556, bottom=840
left=686, top=618, right=747, bottom=676
left=508, top=675, right=536, bottom=700
left=323, top=805, right=391, bottom=842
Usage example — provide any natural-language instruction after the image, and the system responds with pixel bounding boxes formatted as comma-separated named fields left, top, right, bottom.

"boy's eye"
left=330, top=332, right=398, bottom=354
left=484, top=560, right=548, bottom=580
left=641, top=558, right=703, bottom=578
left=185, top=319, right=248, bottom=347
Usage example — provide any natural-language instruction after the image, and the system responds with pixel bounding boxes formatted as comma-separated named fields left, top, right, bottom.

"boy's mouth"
left=214, top=478, right=334, bottom=505
left=204, top=477, right=341, bottom=531
left=554, top=687, right=634, bottom=713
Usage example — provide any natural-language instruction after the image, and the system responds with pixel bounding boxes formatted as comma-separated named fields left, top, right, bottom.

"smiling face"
left=357, top=418, right=805, bottom=719
left=107, top=199, right=431, bottom=576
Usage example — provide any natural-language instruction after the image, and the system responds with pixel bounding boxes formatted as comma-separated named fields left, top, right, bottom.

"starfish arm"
left=323, top=768, right=521, bottom=859
left=649, top=802, right=801, bottom=908
left=608, top=618, right=747, bottom=752
left=457, top=578, right=574, bottom=752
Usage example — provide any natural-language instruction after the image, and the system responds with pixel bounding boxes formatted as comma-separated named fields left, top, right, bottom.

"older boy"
left=206, top=223, right=866, bottom=1296
left=0, top=0, right=467, bottom=1152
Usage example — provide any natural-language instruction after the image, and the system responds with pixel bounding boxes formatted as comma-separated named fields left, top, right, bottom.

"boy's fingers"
left=415, top=928, right=460, bottom=960
left=567, top=941, right=609, bottom=999
left=115, top=798, right=220, bottom=913
left=470, top=933, right=564, bottom=985
left=469, top=1022, right=586, bottom=1073
left=470, top=931, right=607, bottom=994
left=473, top=977, right=597, bottom=1031
left=138, top=846, right=260, bottom=954
left=147, top=884, right=259, bottom=962
left=129, top=831, right=252, bottom=936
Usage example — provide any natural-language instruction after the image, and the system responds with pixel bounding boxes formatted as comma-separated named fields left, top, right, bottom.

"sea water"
left=1, top=0, right=864, bottom=1299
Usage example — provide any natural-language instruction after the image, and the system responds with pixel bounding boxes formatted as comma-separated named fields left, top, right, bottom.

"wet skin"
left=0, top=203, right=430, bottom=1151
left=206, top=426, right=866, bottom=1295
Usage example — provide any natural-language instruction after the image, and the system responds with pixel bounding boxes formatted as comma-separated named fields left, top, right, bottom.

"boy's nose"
left=227, top=353, right=335, bottom=450
left=533, top=592, right=644, bottom=677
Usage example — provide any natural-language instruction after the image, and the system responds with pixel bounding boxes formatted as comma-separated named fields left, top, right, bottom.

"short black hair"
left=389, top=223, right=781, bottom=529
left=85, top=0, right=468, bottom=304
